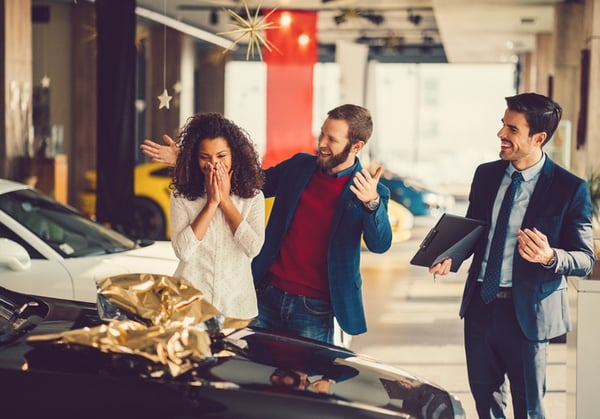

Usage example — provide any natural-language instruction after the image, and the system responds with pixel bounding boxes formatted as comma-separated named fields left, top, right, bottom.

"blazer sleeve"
left=361, top=182, right=393, bottom=253
left=551, top=180, right=595, bottom=277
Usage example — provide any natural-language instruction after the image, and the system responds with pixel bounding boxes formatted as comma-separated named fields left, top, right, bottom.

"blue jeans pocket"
left=302, top=296, right=332, bottom=316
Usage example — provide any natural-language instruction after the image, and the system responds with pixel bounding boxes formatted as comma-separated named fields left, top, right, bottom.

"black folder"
left=410, top=213, right=486, bottom=273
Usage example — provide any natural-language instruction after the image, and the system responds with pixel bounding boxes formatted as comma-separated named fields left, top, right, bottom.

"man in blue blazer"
left=252, top=104, right=392, bottom=344
left=430, top=93, right=595, bottom=418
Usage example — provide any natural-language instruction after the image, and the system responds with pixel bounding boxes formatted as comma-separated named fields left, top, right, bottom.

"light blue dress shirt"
left=478, top=154, right=546, bottom=287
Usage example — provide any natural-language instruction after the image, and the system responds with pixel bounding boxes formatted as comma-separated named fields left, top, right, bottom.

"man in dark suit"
left=252, top=104, right=392, bottom=344
left=430, top=92, right=595, bottom=418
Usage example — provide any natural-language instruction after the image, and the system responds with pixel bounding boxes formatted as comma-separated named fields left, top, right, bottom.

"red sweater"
left=269, top=169, right=351, bottom=300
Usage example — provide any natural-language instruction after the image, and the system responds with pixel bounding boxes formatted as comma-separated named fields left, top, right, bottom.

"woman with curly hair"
left=169, top=112, right=265, bottom=320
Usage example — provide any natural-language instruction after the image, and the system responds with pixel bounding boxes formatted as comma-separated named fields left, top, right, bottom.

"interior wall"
left=1, top=0, right=32, bottom=180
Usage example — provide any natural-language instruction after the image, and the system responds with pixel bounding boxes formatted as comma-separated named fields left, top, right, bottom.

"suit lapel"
left=285, top=158, right=318, bottom=225
left=330, top=161, right=362, bottom=237
left=482, top=162, right=508, bottom=223
left=522, top=157, right=554, bottom=225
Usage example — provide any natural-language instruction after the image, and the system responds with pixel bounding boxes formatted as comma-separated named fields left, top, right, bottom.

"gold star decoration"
left=40, top=75, right=51, bottom=88
left=157, top=88, right=172, bottom=110
left=218, top=1, right=280, bottom=61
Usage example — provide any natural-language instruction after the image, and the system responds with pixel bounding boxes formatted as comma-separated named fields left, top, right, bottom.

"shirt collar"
left=321, top=159, right=358, bottom=178
left=509, top=153, right=545, bottom=182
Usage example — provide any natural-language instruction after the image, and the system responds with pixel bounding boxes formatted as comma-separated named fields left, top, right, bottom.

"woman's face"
left=196, top=137, right=232, bottom=175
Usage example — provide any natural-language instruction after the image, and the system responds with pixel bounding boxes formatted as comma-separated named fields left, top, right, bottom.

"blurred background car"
left=0, top=285, right=466, bottom=418
left=79, top=162, right=172, bottom=240
left=0, top=178, right=178, bottom=302
left=379, top=171, right=455, bottom=217
left=81, top=163, right=415, bottom=244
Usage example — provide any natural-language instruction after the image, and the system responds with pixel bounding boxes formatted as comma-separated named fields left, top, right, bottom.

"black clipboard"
left=410, top=213, right=486, bottom=273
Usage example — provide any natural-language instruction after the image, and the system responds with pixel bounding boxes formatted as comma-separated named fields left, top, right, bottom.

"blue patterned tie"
left=480, top=171, right=523, bottom=304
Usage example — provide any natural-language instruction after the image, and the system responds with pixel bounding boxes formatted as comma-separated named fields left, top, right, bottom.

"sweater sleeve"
left=170, top=193, right=202, bottom=262
left=233, top=192, right=266, bottom=258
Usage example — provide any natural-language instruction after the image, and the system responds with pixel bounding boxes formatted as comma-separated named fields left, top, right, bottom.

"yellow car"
left=79, top=162, right=173, bottom=240
left=80, top=162, right=413, bottom=244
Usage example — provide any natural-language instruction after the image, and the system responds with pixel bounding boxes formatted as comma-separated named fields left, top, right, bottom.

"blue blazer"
left=459, top=157, right=595, bottom=341
left=252, top=153, right=393, bottom=335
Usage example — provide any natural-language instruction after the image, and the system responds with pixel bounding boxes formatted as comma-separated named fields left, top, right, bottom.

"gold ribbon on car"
left=27, top=273, right=250, bottom=377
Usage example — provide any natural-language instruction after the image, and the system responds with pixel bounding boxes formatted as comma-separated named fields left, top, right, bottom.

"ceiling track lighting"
left=407, top=9, right=422, bottom=26
left=333, top=9, right=384, bottom=26
left=210, top=10, right=219, bottom=26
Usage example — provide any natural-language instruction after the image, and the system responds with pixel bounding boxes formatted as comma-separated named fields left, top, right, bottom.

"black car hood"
left=0, top=287, right=463, bottom=419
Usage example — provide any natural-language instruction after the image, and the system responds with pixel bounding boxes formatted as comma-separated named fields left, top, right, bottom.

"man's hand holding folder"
left=429, top=258, right=452, bottom=277
left=410, top=213, right=486, bottom=275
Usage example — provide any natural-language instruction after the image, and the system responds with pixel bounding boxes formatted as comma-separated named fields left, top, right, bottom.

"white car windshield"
left=0, top=189, right=135, bottom=258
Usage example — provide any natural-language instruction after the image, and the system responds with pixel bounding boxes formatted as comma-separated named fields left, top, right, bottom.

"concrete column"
left=0, top=0, right=32, bottom=180
left=551, top=2, right=585, bottom=176
left=71, top=1, right=95, bottom=206
left=196, top=46, right=227, bottom=115
left=535, top=33, right=553, bottom=96
left=581, top=0, right=600, bottom=174
left=519, top=51, right=534, bottom=93
left=179, top=35, right=195, bottom=127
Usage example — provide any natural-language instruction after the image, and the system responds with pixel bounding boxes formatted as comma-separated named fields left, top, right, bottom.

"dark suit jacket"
left=459, top=157, right=595, bottom=341
left=252, top=153, right=393, bottom=335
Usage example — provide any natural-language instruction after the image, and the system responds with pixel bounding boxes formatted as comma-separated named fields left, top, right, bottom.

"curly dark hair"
left=171, top=113, right=265, bottom=200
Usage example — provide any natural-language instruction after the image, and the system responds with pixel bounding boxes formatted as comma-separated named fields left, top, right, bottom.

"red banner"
left=263, top=10, right=317, bottom=168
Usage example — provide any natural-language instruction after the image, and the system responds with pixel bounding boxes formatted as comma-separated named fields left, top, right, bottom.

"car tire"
left=131, top=197, right=167, bottom=240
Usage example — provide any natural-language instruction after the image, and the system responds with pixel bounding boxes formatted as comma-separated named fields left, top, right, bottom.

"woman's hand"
left=214, top=161, right=232, bottom=200
left=206, top=163, right=222, bottom=205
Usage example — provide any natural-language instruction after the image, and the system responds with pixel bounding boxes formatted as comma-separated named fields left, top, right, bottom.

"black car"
left=0, top=286, right=465, bottom=419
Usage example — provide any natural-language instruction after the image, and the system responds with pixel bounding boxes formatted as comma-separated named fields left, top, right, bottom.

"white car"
left=0, top=178, right=178, bottom=303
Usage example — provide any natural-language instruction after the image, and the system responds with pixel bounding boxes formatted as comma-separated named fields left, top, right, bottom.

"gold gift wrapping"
left=27, top=273, right=251, bottom=377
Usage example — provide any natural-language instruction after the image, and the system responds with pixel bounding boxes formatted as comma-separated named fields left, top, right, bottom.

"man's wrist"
left=364, top=195, right=380, bottom=211
left=542, top=249, right=556, bottom=266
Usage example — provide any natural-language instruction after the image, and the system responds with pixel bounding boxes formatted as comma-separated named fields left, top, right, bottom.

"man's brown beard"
left=317, top=142, right=352, bottom=173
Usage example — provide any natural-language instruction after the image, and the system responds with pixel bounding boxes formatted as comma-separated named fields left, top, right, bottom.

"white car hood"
left=68, top=241, right=179, bottom=303
left=125, top=240, right=178, bottom=261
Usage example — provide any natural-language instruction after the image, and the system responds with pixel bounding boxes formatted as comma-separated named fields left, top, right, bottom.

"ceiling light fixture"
left=333, top=10, right=384, bottom=26
left=408, top=9, right=422, bottom=26
left=333, top=13, right=346, bottom=25
left=210, top=10, right=219, bottom=26
left=363, top=13, right=384, bottom=25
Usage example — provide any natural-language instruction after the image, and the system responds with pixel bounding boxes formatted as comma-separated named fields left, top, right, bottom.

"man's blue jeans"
left=253, top=284, right=334, bottom=344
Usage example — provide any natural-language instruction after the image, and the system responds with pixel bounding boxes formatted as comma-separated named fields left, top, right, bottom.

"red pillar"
left=263, top=11, right=317, bottom=168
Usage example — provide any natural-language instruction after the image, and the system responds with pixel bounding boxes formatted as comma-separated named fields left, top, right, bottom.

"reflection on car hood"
left=0, top=287, right=465, bottom=419
left=127, top=240, right=177, bottom=261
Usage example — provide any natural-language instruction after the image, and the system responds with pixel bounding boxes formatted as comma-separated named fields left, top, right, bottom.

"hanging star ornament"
left=40, top=75, right=51, bottom=88
left=218, top=1, right=280, bottom=61
left=157, top=88, right=172, bottom=110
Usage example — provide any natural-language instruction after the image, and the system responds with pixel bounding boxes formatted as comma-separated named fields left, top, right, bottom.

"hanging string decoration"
left=157, top=0, right=172, bottom=109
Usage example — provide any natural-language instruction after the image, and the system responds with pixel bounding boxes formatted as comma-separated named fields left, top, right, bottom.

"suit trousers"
left=464, top=284, right=548, bottom=419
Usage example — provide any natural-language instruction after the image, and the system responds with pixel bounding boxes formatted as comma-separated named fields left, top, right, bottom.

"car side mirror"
left=0, top=238, right=32, bottom=271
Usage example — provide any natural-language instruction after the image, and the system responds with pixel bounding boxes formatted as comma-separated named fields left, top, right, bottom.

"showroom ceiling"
left=134, top=0, right=560, bottom=63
